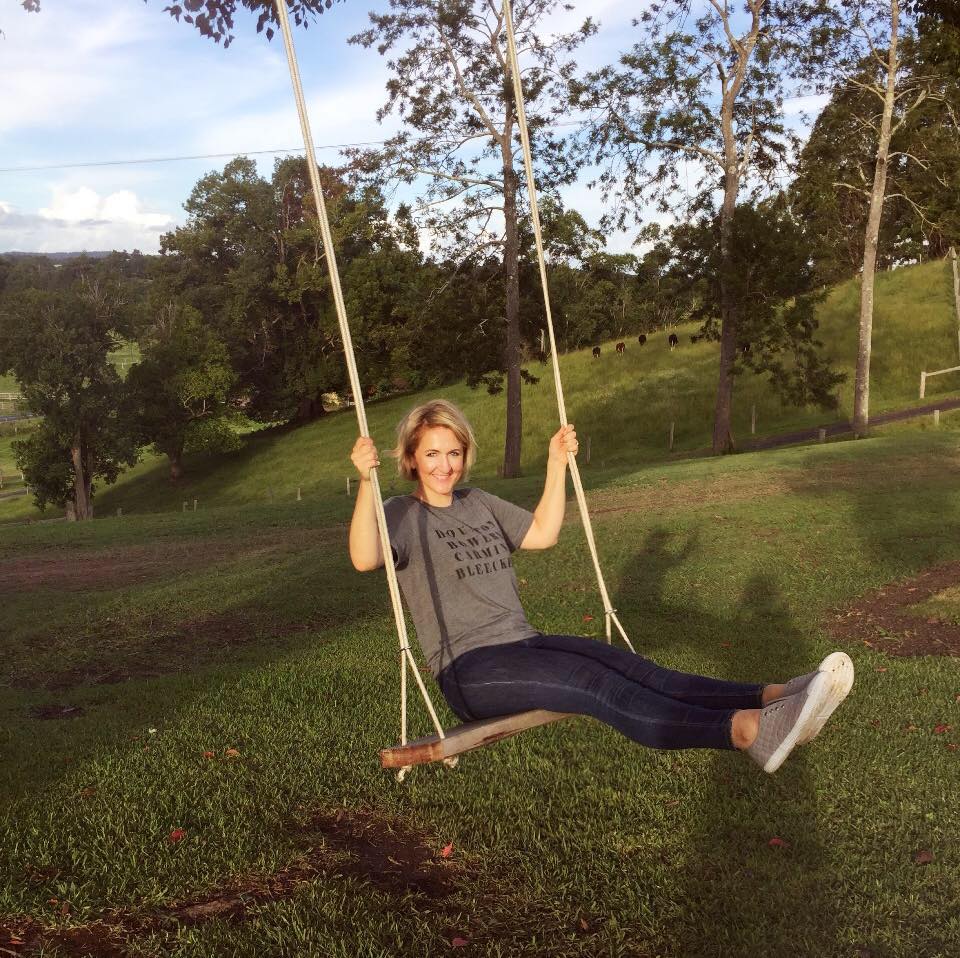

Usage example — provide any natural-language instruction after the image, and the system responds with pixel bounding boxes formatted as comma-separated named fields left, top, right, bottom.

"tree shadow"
left=611, top=530, right=838, bottom=956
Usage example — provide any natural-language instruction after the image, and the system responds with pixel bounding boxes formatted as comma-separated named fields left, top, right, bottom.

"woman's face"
left=411, top=425, right=465, bottom=504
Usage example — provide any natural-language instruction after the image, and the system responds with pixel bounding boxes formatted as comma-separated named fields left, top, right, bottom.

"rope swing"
left=273, top=0, right=634, bottom=777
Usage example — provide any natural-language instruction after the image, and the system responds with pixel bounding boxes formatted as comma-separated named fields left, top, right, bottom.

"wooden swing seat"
left=380, top=709, right=572, bottom=768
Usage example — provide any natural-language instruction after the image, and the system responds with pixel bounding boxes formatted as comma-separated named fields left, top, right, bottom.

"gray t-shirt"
left=383, top=488, right=538, bottom=675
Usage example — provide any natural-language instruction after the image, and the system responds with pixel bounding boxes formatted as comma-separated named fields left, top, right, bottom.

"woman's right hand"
left=350, top=436, right=380, bottom=480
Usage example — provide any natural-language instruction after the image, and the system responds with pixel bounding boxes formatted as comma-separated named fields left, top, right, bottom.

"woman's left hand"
left=548, top=424, right=578, bottom=465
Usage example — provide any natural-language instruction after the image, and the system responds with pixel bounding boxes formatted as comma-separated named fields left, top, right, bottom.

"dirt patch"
left=0, top=807, right=461, bottom=956
left=0, top=530, right=336, bottom=596
left=826, top=561, right=960, bottom=657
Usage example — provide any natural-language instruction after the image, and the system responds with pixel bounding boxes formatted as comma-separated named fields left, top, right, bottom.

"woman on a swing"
left=349, top=399, right=853, bottom=774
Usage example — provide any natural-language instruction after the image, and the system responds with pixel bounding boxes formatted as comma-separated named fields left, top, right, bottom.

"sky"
left=0, top=0, right=824, bottom=256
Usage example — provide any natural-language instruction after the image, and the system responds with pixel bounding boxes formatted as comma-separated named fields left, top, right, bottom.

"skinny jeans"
left=437, top=633, right=764, bottom=751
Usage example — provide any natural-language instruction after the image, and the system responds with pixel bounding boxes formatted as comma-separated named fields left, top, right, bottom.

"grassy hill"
left=1, top=258, right=958, bottom=523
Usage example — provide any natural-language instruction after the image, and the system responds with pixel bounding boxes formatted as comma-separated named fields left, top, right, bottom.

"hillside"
left=1, top=258, right=958, bottom=522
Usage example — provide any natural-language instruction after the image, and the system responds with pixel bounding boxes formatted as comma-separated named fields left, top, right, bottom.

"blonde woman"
left=349, top=399, right=852, bottom=773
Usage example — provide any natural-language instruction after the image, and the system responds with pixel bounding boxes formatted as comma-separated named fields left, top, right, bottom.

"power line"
left=0, top=140, right=388, bottom=175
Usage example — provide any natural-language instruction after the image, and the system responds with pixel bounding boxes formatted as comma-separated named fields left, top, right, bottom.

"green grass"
left=910, top=586, right=960, bottom=626
left=2, top=429, right=960, bottom=956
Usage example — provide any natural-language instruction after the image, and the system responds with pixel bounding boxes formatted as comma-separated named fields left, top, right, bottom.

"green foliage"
left=0, top=262, right=139, bottom=516
left=126, top=300, right=238, bottom=480
left=656, top=200, right=846, bottom=409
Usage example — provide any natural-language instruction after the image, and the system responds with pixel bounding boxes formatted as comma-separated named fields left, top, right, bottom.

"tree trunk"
left=167, top=446, right=184, bottom=482
left=854, top=0, right=900, bottom=438
left=71, top=436, right=93, bottom=521
left=711, top=108, right=742, bottom=454
left=501, top=143, right=523, bottom=478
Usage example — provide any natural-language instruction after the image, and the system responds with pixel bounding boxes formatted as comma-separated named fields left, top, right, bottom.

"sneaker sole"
left=797, top=651, right=854, bottom=746
left=764, top=672, right=832, bottom=773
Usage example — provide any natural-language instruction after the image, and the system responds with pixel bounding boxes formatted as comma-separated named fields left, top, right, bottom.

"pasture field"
left=1, top=428, right=959, bottom=956
left=2, top=258, right=958, bottom=525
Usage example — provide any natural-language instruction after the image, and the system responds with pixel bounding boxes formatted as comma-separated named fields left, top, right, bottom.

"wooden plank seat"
left=380, top=710, right=572, bottom=768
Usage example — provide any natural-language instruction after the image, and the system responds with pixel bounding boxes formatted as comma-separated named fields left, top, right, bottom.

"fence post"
left=182, top=501, right=188, bottom=513
left=297, top=486, right=302, bottom=502
left=669, top=421, right=675, bottom=451
left=920, top=371, right=927, bottom=399
left=934, top=409, right=941, bottom=427
left=818, top=427, right=827, bottom=443
left=116, top=507, right=122, bottom=518
left=193, top=498, right=198, bottom=512
left=347, top=476, right=352, bottom=496
left=751, top=404, right=756, bottom=435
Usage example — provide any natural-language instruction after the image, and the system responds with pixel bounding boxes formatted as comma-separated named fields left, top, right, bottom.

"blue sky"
left=0, top=0, right=822, bottom=255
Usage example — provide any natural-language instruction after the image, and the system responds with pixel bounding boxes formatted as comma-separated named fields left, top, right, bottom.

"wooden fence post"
left=818, top=428, right=827, bottom=443
left=193, top=498, right=198, bottom=512
left=669, top=422, right=675, bottom=451
left=347, top=476, right=352, bottom=496
left=182, top=501, right=188, bottom=513
left=920, top=370, right=927, bottom=399
left=934, top=409, right=941, bottom=427
left=297, top=486, right=302, bottom=502
left=751, top=404, right=756, bottom=435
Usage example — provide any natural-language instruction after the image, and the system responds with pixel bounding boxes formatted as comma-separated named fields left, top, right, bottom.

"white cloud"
left=1, top=188, right=176, bottom=253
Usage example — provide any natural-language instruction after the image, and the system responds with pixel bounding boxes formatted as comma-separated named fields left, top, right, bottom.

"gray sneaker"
left=748, top=672, right=832, bottom=773
left=777, top=652, right=854, bottom=745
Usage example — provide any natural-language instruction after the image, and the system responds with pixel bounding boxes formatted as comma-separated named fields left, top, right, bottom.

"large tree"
left=817, top=0, right=956, bottom=436
left=0, top=262, right=138, bottom=519
left=349, top=0, right=590, bottom=477
left=573, top=0, right=833, bottom=453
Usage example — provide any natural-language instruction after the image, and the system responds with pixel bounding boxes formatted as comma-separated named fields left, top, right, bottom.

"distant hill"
left=1, top=251, right=115, bottom=262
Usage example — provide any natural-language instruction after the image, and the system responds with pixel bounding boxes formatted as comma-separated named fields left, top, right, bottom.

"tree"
left=0, top=266, right=138, bottom=519
left=126, top=299, right=237, bottom=481
left=160, top=156, right=425, bottom=423
left=573, top=0, right=833, bottom=453
left=350, top=0, right=590, bottom=476
left=661, top=199, right=846, bottom=409
left=818, top=0, right=954, bottom=436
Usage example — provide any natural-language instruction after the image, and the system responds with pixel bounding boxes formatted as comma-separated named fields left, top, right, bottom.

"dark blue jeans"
left=437, top=634, right=764, bottom=751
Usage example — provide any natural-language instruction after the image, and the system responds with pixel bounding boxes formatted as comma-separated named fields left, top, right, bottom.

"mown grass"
left=2, top=427, right=959, bottom=956
left=911, top=586, right=960, bottom=626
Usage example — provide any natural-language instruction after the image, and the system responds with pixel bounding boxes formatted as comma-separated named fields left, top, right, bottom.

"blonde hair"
left=393, top=399, right=477, bottom=481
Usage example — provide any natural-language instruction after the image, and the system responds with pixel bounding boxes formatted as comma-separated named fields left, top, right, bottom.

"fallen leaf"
left=224, top=748, right=240, bottom=758
left=79, top=787, right=96, bottom=798
left=578, top=917, right=589, bottom=931
left=582, top=614, right=594, bottom=623
left=203, top=751, right=215, bottom=760
left=912, top=849, right=934, bottom=865
left=934, top=724, right=952, bottom=734
left=768, top=837, right=789, bottom=849
left=169, top=828, right=187, bottom=844
left=917, top=687, right=929, bottom=696
left=720, top=642, right=731, bottom=649
left=869, top=719, right=881, bottom=728
left=875, top=667, right=887, bottom=673
left=946, top=743, right=958, bottom=752
left=903, top=724, right=919, bottom=733
left=440, top=842, right=454, bottom=859
left=451, top=936, right=469, bottom=948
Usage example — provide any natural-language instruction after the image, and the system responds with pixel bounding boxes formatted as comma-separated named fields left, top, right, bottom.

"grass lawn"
left=2, top=427, right=959, bottom=956
left=911, top=586, right=960, bottom=626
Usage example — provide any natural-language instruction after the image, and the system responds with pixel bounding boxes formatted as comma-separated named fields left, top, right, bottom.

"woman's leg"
left=438, top=641, right=740, bottom=751
left=527, top=633, right=764, bottom=711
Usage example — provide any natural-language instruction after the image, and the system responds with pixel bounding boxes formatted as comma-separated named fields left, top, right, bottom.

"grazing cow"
left=668, top=333, right=679, bottom=350
left=616, top=341, right=626, bottom=355
left=592, top=346, right=601, bottom=359
left=689, top=334, right=699, bottom=344
left=638, top=334, right=647, bottom=346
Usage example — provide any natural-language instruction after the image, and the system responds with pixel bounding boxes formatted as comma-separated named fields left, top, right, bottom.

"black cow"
left=592, top=346, right=601, bottom=358
left=668, top=333, right=679, bottom=349
left=638, top=334, right=647, bottom=346
left=616, top=341, right=626, bottom=355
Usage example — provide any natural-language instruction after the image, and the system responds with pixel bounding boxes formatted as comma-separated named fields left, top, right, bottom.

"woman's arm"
left=521, top=424, right=577, bottom=550
left=348, top=436, right=385, bottom=571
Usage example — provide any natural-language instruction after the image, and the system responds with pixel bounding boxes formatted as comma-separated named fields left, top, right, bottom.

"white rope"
left=273, top=0, right=447, bottom=758
left=502, top=0, right=634, bottom=651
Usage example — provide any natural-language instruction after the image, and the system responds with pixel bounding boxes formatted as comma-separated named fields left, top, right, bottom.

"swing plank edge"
left=380, top=710, right=572, bottom=768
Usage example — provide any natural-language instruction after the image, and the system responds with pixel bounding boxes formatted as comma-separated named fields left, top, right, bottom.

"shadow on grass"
left=611, top=531, right=837, bottom=956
